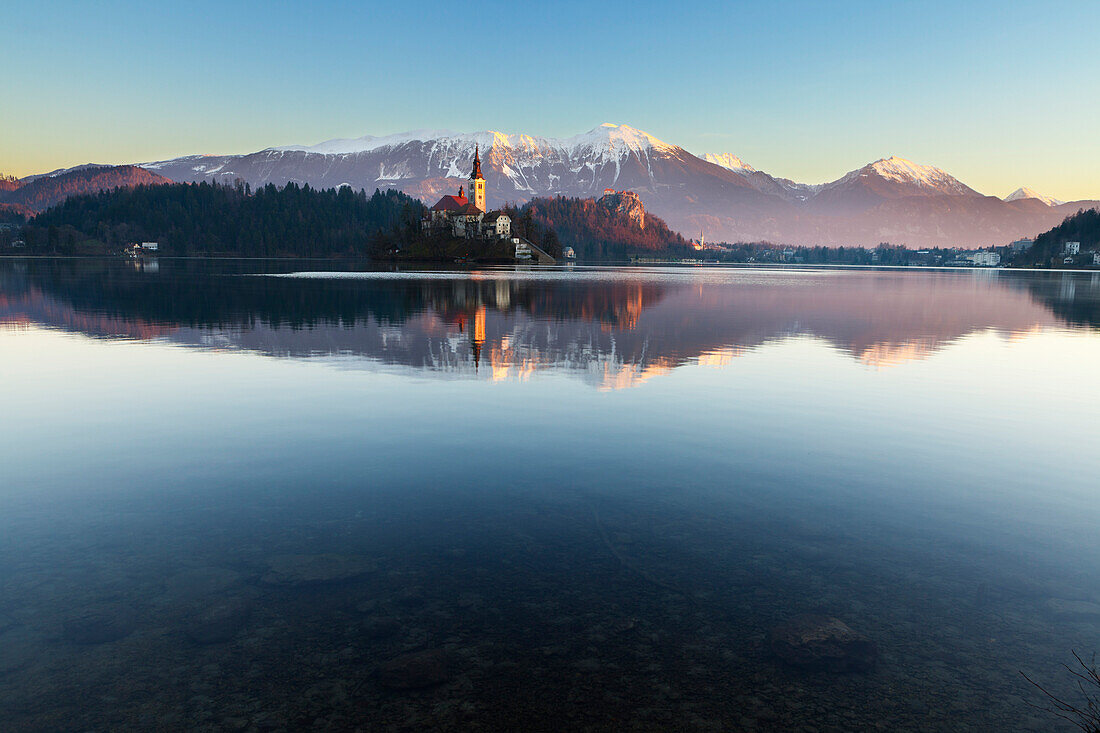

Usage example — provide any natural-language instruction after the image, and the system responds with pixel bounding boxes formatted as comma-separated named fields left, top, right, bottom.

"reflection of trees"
left=1017, top=273, right=1100, bottom=330
left=11, top=259, right=669, bottom=336
left=3, top=261, right=1088, bottom=386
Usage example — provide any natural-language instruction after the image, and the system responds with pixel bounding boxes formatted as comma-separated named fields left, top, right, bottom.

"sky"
left=3, top=0, right=1098, bottom=200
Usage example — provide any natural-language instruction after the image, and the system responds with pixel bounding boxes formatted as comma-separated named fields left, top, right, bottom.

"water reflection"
left=3, top=259, right=1100, bottom=731
left=2, top=259, right=1097, bottom=387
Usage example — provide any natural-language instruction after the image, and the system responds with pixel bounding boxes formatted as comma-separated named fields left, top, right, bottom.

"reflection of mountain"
left=2, top=260, right=1092, bottom=388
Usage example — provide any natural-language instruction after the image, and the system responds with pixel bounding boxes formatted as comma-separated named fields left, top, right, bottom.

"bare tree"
left=1022, top=651, right=1100, bottom=732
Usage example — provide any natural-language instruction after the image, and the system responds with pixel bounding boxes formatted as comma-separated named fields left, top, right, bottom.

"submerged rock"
left=1043, top=598, right=1100, bottom=620
left=0, top=627, right=37, bottom=674
left=770, top=614, right=877, bottom=673
left=376, top=649, right=450, bottom=690
left=261, top=554, right=377, bottom=586
left=164, top=567, right=243, bottom=600
left=63, top=604, right=138, bottom=645
left=363, top=616, right=402, bottom=640
left=183, top=597, right=252, bottom=645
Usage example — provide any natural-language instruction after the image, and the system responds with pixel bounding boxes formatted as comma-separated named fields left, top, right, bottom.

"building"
left=1093, top=252, right=1100, bottom=266
left=1065, top=241, right=1081, bottom=255
left=141, top=242, right=158, bottom=251
left=482, top=212, right=511, bottom=238
left=424, top=148, right=511, bottom=240
left=967, top=251, right=1001, bottom=266
left=1009, top=238, right=1034, bottom=251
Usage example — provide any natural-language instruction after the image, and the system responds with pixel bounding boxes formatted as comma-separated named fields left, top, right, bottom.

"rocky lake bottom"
left=1, top=487, right=1094, bottom=732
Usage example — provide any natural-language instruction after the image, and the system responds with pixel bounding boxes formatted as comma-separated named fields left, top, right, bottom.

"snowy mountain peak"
left=868, top=156, right=950, bottom=184
left=703, top=153, right=756, bottom=173
left=1004, top=187, right=1063, bottom=206
left=561, top=123, right=677, bottom=157
left=833, top=155, right=977, bottom=196
left=272, top=129, right=458, bottom=155
left=268, top=123, right=676, bottom=160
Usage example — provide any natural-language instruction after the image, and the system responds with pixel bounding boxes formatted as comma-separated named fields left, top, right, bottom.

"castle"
left=424, top=146, right=511, bottom=239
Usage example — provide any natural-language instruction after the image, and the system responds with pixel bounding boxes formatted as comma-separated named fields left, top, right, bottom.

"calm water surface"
left=2, top=258, right=1100, bottom=731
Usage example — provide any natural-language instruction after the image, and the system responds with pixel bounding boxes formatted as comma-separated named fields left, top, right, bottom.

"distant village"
left=683, top=232, right=1100, bottom=268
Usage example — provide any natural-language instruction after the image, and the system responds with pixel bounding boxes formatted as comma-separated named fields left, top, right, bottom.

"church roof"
left=452, top=202, right=483, bottom=216
left=431, top=194, right=468, bottom=211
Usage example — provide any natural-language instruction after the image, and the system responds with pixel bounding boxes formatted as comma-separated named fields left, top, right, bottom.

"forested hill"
left=1024, top=208, right=1100, bottom=265
left=26, top=182, right=425, bottom=257
left=0, top=165, right=172, bottom=215
left=510, top=192, right=693, bottom=260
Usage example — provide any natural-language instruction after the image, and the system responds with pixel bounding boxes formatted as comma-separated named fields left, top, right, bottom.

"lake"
left=1, top=258, right=1099, bottom=731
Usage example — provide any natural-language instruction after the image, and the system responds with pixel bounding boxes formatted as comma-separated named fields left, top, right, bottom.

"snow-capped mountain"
left=703, top=153, right=755, bottom=173
left=141, top=123, right=783, bottom=232
left=129, top=124, right=1098, bottom=248
left=857, top=156, right=977, bottom=196
left=809, top=156, right=981, bottom=215
left=1004, top=187, right=1064, bottom=207
left=142, top=123, right=748, bottom=204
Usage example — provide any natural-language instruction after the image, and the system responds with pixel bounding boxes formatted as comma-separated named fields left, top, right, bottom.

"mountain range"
left=15, top=124, right=1099, bottom=248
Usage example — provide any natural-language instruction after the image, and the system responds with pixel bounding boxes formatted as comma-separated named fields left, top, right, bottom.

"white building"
left=1093, top=252, right=1100, bottom=266
left=1065, top=241, right=1081, bottom=255
left=1009, top=238, right=1034, bottom=251
left=481, top=212, right=511, bottom=238
left=967, top=251, right=1001, bottom=266
left=141, top=242, right=158, bottom=251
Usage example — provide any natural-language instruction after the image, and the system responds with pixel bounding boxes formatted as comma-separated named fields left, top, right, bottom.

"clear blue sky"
left=3, top=0, right=1098, bottom=199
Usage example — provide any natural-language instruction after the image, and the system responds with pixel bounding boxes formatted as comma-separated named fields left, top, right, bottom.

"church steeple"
left=468, top=145, right=486, bottom=212
left=470, top=145, right=483, bottom=180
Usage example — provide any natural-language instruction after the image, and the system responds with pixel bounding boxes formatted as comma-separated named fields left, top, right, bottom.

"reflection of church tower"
left=469, top=145, right=486, bottom=212
left=471, top=305, right=486, bottom=371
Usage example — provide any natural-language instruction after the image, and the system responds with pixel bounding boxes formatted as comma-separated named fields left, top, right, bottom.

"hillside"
left=0, top=165, right=172, bottom=214
left=512, top=191, right=692, bottom=260
left=1020, top=208, right=1100, bottom=266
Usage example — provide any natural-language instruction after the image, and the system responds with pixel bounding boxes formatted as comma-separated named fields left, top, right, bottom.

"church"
left=424, top=147, right=511, bottom=239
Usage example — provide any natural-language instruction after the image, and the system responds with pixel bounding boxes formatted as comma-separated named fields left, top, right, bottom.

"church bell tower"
left=469, top=145, right=486, bottom=212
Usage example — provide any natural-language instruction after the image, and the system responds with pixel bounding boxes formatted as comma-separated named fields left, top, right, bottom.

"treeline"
left=500, top=204, right=563, bottom=258
left=1020, top=208, right=1100, bottom=266
left=25, top=181, right=425, bottom=257
left=509, top=196, right=692, bottom=260
left=708, top=242, right=938, bottom=265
